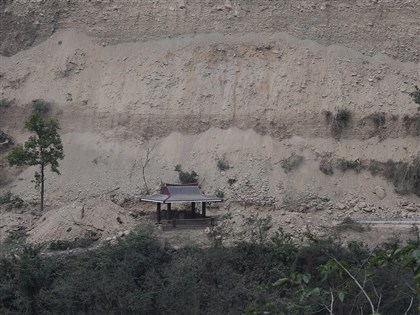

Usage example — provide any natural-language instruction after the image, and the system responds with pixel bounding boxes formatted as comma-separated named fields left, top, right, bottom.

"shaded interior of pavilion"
left=140, top=183, right=223, bottom=224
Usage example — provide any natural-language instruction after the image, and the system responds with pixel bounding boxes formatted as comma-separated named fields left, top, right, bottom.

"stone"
left=117, top=197, right=125, bottom=206
left=374, top=187, right=386, bottom=200
left=358, top=202, right=367, bottom=209
left=337, top=203, right=346, bottom=210
left=405, top=205, right=417, bottom=212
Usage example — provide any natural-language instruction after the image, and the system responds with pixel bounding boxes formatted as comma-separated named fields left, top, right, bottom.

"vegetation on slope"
left=0, top=225, right=418, bottom=315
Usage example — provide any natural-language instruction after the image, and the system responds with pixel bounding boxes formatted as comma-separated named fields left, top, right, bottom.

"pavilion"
left=140, top=183, right=223, bottom=223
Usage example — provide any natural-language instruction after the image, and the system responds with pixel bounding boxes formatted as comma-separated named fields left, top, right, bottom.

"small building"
left=140, top=183, right=223, bottom=223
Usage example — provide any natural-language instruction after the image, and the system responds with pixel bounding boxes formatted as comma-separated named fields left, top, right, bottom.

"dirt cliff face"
left=0, top=0, right=420, bottom=234
left=1, top=0, right=420, bottom=62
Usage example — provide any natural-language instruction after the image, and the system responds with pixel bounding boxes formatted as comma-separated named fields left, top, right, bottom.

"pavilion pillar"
left=167, top=203, right=172, bottom=220
left=202, top=202, right=206, bottom=217
left=157, top=203, right=161, bottom=223
left=191, top=202, right=196, bottom=218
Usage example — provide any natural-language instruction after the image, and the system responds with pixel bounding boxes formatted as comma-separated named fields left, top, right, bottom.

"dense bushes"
left=325, top=108, right=352, bottom=138
left=0, top=226, right=419, bottom=314
left=175, top=164, right=198, bottom=184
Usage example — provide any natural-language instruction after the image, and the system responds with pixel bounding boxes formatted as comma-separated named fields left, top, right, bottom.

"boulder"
left=374, top=187, right=386, bottom=200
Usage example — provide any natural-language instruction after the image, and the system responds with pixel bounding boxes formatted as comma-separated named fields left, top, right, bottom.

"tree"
left=7, top=112, right=64, bottom=211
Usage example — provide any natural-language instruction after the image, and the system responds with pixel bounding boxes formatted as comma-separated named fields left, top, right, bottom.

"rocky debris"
left=57, top=49, right=87, bottom=78
left=178, top=0, right=186, bottom=9
left=225, top=0, right=233, bottom=10
left=27, top=199, right=136, bottom=244
left=404, top=203, right=418, bottom=212
left=0, top=130, right=13, bottom=147
left=282, top=190, right=330, bottom=213
left=373, top=186, right=386, bottom=200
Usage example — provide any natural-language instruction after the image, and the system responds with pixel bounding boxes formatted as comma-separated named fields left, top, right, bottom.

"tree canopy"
left=7, top=111, right=64, bottom=210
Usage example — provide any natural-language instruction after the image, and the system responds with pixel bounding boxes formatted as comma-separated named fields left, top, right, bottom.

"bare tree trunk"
left=141, top=140, right=155, bottom=194
left=40, top=163, right=44, bottom=211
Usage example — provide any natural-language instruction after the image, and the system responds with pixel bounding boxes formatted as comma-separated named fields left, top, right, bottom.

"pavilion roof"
left=140, top=183, right=223, bottom=204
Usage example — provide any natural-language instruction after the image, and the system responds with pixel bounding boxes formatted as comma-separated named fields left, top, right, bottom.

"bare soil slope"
left=0, top=0, right=419, bottom=244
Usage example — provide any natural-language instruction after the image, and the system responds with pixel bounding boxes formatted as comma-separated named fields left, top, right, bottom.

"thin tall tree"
left=7, top=111, right=64, bottom=211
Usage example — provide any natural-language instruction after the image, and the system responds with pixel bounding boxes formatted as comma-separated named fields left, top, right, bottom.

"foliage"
left=319, top=159, right=334, bottom=175
left=370, top=112, right=386, bottom=129
left=409, top=86, right=420, bottom=106
left=240, top=214, right=273, bottom=246
left=0, top=99, right=13, bottom=108
left=31, top=99, right=51, bottom=115
left=206, top=214, right=233, bottom=247
left=382, top=158, right=420, bottom=196
left=336, top=157, right=420, bottom=197
left=264, top=236, right=420, bottom=315
left=215, top=189, right=225, bottom=199
left=49, top=232, right=98, bottom=251
left=0, top=226, right=419, bottom=314
left=282, top=154, right=304, bottom=173
left=227, top=178, right=237, bottom=185
left=334, top=217, right=365, bottom=233
left=216, top=157, right=230, bottom=171
left=402, top=114, right=420, bottom=136
left=339, top=159, right=363, bottom=172
left=7, top=112, right=64, bottom=210
left=0, top=192, right=24, bottom=210
left=326, top=108, right=352, bottom=138
left=174, top=164, right=198, bottom=184
left=1, top=229, right=28, bottom=254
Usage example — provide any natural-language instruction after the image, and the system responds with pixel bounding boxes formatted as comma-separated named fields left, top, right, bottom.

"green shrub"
left=49, top=237, right=96, bottom=251
left=0, top=191, right=12, bottom=204
left=370, top=112, right=386, bottom=129
left=227, top=178, right=237, bottom=185
left=336, top=108, right=351, bottom=122
left=174, top=164, right=198, bottom=184
left=0, top=99, right=13, bottom=108
left=402, top=114, right=420, bottom=136
left=319, top=159, right=334, bottom=175
left=282, top=155, right=304, bottom=173
left=0, top=226, right=418, bottom=315
left=382, top=158, right=420, bottom=196
left=215, top=189, right=225, bottom=199
left=327, top=108, right=352, bottom=138
left=324, top=110, right=333, bottom=123
left=32, top=99, right=51, bottom=115
left=339, top=159, right=363, bottom=173
left=217, top=158, right=230, bottom=171
left=409, top=85, right=420, bottom=105
left=4, top=229, right=27, bottom=244
left=0, top=192, right=24, bottom=209
left=334, top=217, right=365, bottom=233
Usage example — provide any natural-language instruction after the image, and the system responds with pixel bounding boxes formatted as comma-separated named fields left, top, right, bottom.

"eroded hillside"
left=0, top=0, right=419, bottom=243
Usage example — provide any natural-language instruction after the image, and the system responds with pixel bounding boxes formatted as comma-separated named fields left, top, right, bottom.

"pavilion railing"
left=160, top=217, right=216, bottom=230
